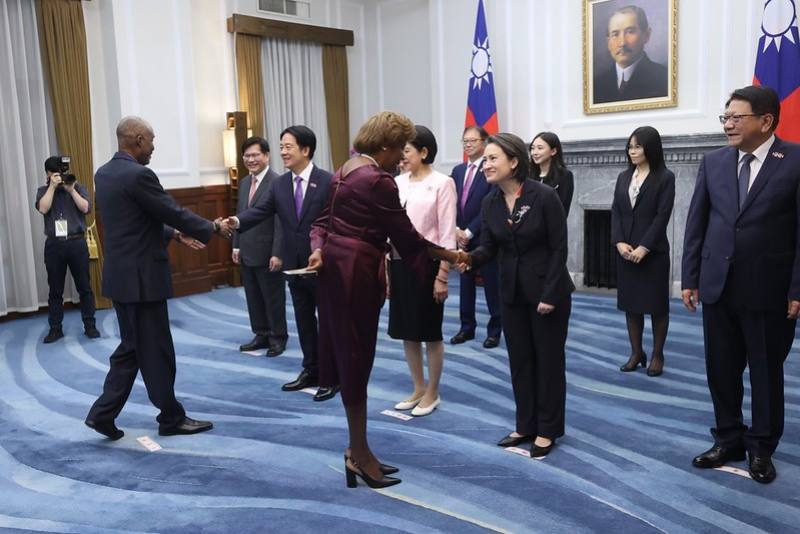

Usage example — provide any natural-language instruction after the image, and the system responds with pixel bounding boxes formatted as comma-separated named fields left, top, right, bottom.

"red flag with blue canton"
left=464, top=0, right=498, bottom=137
left=753, top=0, right=800, bottom=141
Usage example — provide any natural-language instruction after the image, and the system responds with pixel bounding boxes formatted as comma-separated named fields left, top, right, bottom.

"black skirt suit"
left=610, top=167, right=676, bottom=315
left=471, top=179, right=575, bottom=438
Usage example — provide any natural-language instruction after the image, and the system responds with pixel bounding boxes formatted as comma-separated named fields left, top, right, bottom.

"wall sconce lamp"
left=223, top=112, right=251, bottom=186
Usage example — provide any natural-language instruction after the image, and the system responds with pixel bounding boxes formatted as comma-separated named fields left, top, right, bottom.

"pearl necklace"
left=358, top=153, right=380, bottom=167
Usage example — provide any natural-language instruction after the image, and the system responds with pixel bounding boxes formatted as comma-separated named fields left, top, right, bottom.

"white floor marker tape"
left=136, top=436, right=162, bottom=452
left=381, top=409, right=413, bottom=421
left=714, top=465, right=752, bottom=479
left=505, top=446, right=545, bottom=460
left=300, top=387, right=317, bottom=395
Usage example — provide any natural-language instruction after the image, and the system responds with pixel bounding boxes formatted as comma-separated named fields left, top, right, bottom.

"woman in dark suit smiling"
left=459, top=133, right=574, bottom=458
left=611, top=126, right=675, bottom=377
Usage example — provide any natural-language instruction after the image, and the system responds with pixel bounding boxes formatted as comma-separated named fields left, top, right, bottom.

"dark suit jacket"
left=452, top=159, right=493, bottom=250
left=611, top=167, right=675, bottom=253
left=541, top=169, right=575, bottom=217
left=233, top=168, right=282, bottom=267
left=472, top=179, right=575, bottom=305
left=95, top=151, right=213, bottom=303
left=238, top=165, right=333, bottom=270
left=594, top=53, right=668, bottom=104
left=682, top=137, right=800, bottom=310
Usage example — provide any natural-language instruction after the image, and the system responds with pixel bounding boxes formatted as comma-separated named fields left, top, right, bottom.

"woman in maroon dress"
left=308, top=112, right=459, bottom=488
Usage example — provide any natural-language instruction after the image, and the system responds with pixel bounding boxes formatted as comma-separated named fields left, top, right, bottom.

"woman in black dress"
left=529, top=132, right=574, bottom=216
left=459, top=133, right=574, bottom=458
left=611, top=126, right=675, bottom=377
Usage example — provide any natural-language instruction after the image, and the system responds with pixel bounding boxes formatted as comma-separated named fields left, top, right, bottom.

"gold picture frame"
left=583, top=0, right=678, bottom=114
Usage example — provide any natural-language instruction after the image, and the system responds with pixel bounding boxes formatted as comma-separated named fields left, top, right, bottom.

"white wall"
left=83, top=0, right=236, bottom=190
left=82, top=0, right=767, bottom=187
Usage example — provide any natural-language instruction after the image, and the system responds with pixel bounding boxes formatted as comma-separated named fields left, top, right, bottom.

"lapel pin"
left=772, top=151, right=785, bottom=159
left=309, top=182, right=317, bottom=188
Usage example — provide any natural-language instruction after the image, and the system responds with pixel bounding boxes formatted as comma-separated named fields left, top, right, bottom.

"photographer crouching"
left=35, top=156, right=100, bottom=343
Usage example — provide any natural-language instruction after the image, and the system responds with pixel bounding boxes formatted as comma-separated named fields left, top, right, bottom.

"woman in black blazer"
left=611, top=126, right=675, bottom=377
left=529, top=132, right=574, bottom=216
left=459, top=133, right=574, bottom=458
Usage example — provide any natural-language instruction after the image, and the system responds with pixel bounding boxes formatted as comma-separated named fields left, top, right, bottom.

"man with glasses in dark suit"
left=449, top=125, right=502, bottom=349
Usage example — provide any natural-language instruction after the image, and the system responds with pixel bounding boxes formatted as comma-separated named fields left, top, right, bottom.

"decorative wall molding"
left=563, top=133, right=728, bottom=166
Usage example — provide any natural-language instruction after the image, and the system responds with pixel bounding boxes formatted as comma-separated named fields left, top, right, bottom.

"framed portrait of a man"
left=583, top=0, right=677, bottom=114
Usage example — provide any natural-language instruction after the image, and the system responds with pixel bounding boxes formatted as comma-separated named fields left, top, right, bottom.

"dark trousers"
left=702, top=287, right=795, bottom=456
left=502, top=295, right=571, bottom=438
left=459, top=258, right=502, bottom=338
left=241, top=264, right=287, bottom=345
left=288, top=275, right=319, bottom=378
left=44, top=237, right=95, bottom=327
left=87, top=300, right=185, bottom=427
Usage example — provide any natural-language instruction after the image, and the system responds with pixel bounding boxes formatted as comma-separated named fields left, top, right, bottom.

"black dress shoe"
left=158, top=417, right=213, bottom=436
left=266, top=343, right=286, bottom=357
left=496, top=433, right=532, bottom=447
left=647, top=354, right=664, bottom=377
left=313, top=385, right=340, bottom=402
left=84, top=324, right=101, bottom=339
left=620, top=352, right=647, bottom=372
left=692, top=444, right=746, bottom=468
left=282, top=370, right=318, bottom=391
left=531, top=439, right=556, bottom=458
left=450, top=331, right=475, bottom=344
left=483, top=336, right=500, bottom=349
left=240, top=336, right=269, bottom=352
left=748, top=453, right=776, bottom=483
left=43, top=326, right=64, bottom=344
left=85, top=419, right=124, bottom=440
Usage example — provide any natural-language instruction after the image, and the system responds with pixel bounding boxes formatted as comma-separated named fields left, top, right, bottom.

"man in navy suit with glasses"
left=683, top=85, right=800, bottom=484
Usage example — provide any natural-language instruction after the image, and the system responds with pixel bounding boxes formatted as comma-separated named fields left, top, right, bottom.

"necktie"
left=738, top=153, right=755, bottom=210
left=247, top=175, right=259, bottom=206
left=618, top=77, right=628, bottom=94
left=294, top=176, right=304, bottom=218
left=460, top=164, right=476, bottom=211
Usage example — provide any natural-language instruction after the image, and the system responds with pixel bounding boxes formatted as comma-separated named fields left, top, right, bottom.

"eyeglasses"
left=718, top=113, right=763, bottom=125
left=242, top=154, right=263, bottom=160
left=462, top=138, right=483, bottom=146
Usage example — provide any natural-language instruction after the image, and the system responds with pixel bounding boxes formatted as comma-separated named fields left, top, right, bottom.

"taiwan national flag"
left=464, top=0, right=498, bottom=138
left=753, top=0, right=800, bottom=142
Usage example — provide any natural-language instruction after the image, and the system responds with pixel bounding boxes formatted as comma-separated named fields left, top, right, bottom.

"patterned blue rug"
left=0, top=281, right=798, bottom=533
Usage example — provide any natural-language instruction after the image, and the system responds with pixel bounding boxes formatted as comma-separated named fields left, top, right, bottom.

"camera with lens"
left=58, top=156, right=77, bottom=186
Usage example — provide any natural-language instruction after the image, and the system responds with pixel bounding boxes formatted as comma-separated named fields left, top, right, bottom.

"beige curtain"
left=38, top=0, right=110, bottom=309
left=235, top=33, right=266, bottom=137
left=322, top=45, right=349, bottom=170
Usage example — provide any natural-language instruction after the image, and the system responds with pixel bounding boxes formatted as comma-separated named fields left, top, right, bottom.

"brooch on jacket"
left=507, top=205, right=531, bottom=227
left=772, top=151, right=785, bottom=159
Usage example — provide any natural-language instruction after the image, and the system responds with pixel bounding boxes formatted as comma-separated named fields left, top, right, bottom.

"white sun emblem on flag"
left=471, top=37, right=493, bottom=90
left=761, top=0, right=798, bottom=52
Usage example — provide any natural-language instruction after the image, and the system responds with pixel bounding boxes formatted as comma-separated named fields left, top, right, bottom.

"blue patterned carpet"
left=1, top=280, right=799, bottom=533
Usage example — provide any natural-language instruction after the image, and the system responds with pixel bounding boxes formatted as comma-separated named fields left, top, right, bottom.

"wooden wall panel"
left=96, top=184, right=235, bottom=300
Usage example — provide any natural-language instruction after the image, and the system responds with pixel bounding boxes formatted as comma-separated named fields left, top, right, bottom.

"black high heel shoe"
left=647, top=354, right=664, bottom=377
left=344, top=454, right=399, bottom=475
left=620, top=352, right=647, bottom=372
left=530, top=438, right=557, bottom=458
left=345, top=459, right=401, bottom=489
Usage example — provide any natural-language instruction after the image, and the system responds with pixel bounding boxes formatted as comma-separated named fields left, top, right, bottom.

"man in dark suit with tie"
left=85, top=116, right=231, bottom=440
left=683, top=86, right=800, bottom=484
left=231, top=126, right=338, bottom=401
left=233, top=137, right=286, bottom=357
left=593, top=5, right=668, bottom=104
left=450, top=125, right=502, bottom=348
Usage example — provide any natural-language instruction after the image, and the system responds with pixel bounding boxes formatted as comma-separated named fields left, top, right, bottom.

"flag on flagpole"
left=464, top=0, right=498, bottom=138
left=753, top=0, right=800, bottom=142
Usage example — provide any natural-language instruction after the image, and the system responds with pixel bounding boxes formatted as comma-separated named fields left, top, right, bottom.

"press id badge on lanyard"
left=55, top=216, right=68, bottom=238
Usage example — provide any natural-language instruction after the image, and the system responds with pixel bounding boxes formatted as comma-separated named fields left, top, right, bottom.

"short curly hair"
left=353, top=111, right=416, bottom=155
